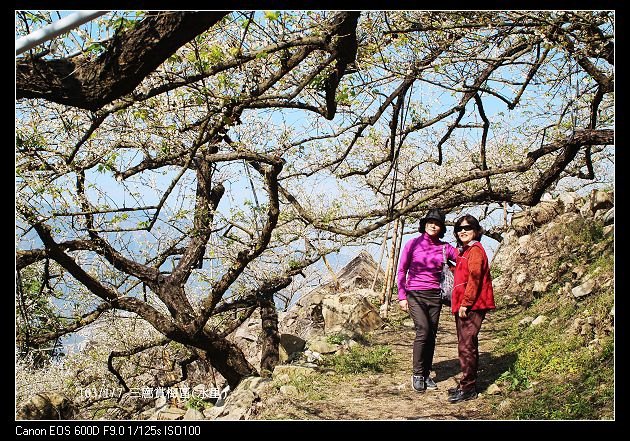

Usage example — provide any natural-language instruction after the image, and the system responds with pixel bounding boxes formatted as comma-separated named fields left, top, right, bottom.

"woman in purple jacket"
left=397, top=209, right=457, bottom=393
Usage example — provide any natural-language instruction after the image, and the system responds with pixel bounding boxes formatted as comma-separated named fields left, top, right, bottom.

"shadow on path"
left=433, top=351, right=517, bottom=392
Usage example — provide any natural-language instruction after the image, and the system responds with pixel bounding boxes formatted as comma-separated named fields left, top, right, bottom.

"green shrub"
left=185, top=395, right=207, bottom=412
left=323, top=345, right=394, bottom=374
left=326, top=333, right=346, bottom=345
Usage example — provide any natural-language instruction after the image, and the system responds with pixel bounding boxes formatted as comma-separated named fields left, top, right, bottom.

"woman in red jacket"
left=448, top=214, right=496, bottom=403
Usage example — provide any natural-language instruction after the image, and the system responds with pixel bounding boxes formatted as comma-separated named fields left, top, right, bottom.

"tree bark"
left=195, top=331, right=258, bottom=389
left=16, top=12, right=229, bottom=111
left=259, top=295, right=280, bottom=377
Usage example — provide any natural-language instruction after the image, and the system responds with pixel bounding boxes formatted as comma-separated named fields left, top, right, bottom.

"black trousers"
left=407, top=289, right=442, bottom=376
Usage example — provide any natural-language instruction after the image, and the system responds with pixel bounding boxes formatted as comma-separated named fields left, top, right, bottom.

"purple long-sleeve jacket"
left=397, top=233, right=458, bottom=301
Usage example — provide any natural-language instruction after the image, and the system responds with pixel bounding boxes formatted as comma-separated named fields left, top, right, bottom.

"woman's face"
left=424, top=220, right=442, bottom=238
left=456, top=221, right=476, bottom=246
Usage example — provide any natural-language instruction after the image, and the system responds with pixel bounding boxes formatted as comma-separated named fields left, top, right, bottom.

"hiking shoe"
left=447, top=386, right=461, bottom=397
left=425, top=376, right=438, bottom=390
left=448, top=388, right=477, bottom=403
left=412, top=375, right=426, bottom=392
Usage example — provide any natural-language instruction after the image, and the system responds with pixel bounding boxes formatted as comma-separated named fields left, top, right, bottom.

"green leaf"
left=264, top=11, right=280, bottom=21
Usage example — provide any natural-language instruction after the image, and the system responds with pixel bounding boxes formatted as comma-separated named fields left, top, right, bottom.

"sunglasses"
left=454, top=225, right=475, bottom=233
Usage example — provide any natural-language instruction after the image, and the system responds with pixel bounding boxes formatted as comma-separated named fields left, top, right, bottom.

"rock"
left=344, top=339, right=359, bottom=348
left=307, top=336, right=340, bottom=354
left=301, top=362, right=318, bottom=368
left=215, top=389, right=257, bottom=421
left=531, top=200, right=562, bottom=226
left=501, top=295, right=519, bottom=307
left=242, top=376, right=272, bottom=395
left=558, top=192, right=580, bottom=212
left=588, top=338, right=601, bottom=350
left=321, top=292, right=384, bottom=337
left=562, top=282, right=573, bottom=296
left=498, top=398, right=513, bottom=412
left=603, top=225, right=614, bottom=236
left=590, top=189, right=613, bottom=212
left=402, top=318, right=415, bottom=328
left=511, top=211, right=535, bottom=236
left=279, top=385, right=298, bottom=396
left=183, top=408, right=205, bottom=420
left=532, top=280, right=550, bottom=294
left=517, top=235, right=531, bottom=248
left=16, top=392, right=77, bottom=420
left=333, top=251, right=386, bottom=291
left=572, top=266, right=586, bottom=280
left=274, top=373, right=290, bottom=384
left=531, top=315, right=548, bottom=327
left=515, top=272, right=527, bottom=285
left=305, top=350, right=323, bottom=363
left=155, top=395, right=168, bottom=409
left=579, top=200, right=593, bottom=217
left=229, top=309, right=263, bottom=369
left=572, top=279, right=596, bottom=299
left=203, top=406, right=223, bottom=420
left=486, top=384, right=502, bottom=395
left=157, top=406, right=186, bottom=420
left=234, top=324, right=258, bottom=342
left=279, top=333, right=306, bottom=362
left=602, top=208, right=614, bottom=225
left=518, top=317, right=534, bottom=327
left=280, top=333, right=306, bottom=354
left=568, top=318, right=585, bottom=335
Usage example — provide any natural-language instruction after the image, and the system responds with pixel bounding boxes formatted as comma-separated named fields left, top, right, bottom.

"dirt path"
left=253, top=308, right=511, bottom=420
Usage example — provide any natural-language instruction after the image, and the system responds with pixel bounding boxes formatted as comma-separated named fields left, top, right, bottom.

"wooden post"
left=322, top=254, right=340, bottom=292
left=503, top=201, right=508, bottom=228
left=381, top=216, right=401, bottom=318
left=372, top=222, right=390, bottom=292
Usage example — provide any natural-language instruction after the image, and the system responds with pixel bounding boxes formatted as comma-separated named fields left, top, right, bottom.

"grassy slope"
left=489, top=218, right=614, bottom=419
left=252, top=217, right=614, bottom=420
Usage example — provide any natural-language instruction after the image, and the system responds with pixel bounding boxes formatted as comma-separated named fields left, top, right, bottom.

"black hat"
left=419, top=208, right=446, bottom=237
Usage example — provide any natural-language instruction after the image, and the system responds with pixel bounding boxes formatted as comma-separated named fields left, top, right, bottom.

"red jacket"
left=451, top=241, right=496, bottom=313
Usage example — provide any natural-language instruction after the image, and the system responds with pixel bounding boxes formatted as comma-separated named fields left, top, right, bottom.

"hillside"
left=248, top=189, right=614, bottom=420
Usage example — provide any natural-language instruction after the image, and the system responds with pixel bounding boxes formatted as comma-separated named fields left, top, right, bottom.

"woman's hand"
left=399, top=299, right=408, bottom=311
left=458, top=305, right=468, bottom=318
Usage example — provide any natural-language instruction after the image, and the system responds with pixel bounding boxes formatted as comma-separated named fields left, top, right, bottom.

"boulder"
left=306, top=336, right=340, bottom=354
left=590, top=189, right=613, bottom=212
left=279, top=333, right=306, bottom=362
left=206, top=376, right=269, bottom=420
left=16, top=392, right=77, bottom=420
left=183, top=408, right=205, bottom=420
left=558, top=192, right=580, bottom=213
left=333, top=250, right=386, bottom=291
left=572, top=279, right=596, bottom=299
left=511, top=211, right=535, bottom=236
left=279, top=252, right=385, bottom=341
left=321, top=292, right=384, bottom=337
left=530, top=200, right=562, bottom=227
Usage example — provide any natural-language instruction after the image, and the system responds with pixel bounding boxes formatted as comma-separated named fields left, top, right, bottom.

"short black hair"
left=453, top=214, right=483, bottom=247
